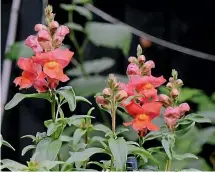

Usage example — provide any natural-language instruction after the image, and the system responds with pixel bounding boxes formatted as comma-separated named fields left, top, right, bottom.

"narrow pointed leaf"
left=21, top=145, right=36, bottom=156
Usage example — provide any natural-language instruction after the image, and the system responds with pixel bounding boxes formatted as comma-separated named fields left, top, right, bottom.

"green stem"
left=51, top=93, right=56, bottom=122
left=58, top=153, right=63, bottom=170
left=85, top=130, right=88, bottom=144
left=165, top=159, right=171, bottom=171
left=110, top=156, right=114, bottom=170
left=111, top=96, right=116, bottom=134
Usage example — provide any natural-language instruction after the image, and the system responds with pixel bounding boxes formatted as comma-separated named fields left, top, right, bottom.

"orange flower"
left=120, top=75, right=166, bottom=103
left=32, top=48, right=74, bottom=82
left=14, top=57, right=47, bottom=92
left=123, top=101, right=162, bottom=131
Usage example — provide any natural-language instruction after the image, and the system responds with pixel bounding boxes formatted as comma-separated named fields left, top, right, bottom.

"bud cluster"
left=95, top=74, right=128, bottom=110
left=127, top=45, right=155, bottom=76
left=159, top=69, right=190, bottom=130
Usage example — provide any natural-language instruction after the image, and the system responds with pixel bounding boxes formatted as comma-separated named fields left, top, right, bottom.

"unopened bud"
left=159, top=94, right=171, bottom=106
left=169, top=77, right=174, bottom=82
left=34, top=24, right=47, bottom=31
left=116, top=90, right=128, bottom=102
left=128, top=56, right=138, bottom=64
left=126, top=63, right=140, bottom=75
left=137, top=44, right=142, bottom=57
left=176, top=79, right=183, bottom=86
left=143, top=60, right=155, bottom=72
left=179, top=103, right=190, bottom=113
left=172, top=69, right=178, bottom=80
left=170, top=88, right=180, bottom=97
left=102, top=88, right=112, bottom=97
left=108, top=74, right=119, bottom=89
left=166, top=82, right=173, bottom=88
left=137, top=55, right=146, bottom=63
left=95, top=96, right=108, bottom=105
left=50, top=21, right=59, bottom=29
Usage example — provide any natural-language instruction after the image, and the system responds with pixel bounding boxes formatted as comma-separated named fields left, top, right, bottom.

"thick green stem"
left=165, top=159, right=171, bottom=171
left=111, top=95, right=116, bottom=134
left=51, top=93, right=56, bottom=122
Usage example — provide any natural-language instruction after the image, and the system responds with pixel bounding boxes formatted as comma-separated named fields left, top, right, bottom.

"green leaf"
left=68, top=76, right=106, bottom=97
left=185, top=113, right=211, bottom=123
left=66, top=22, right=84, bottom=32
left=21, top=145, right=36, bottom=156
left=116, top=127, right=129, bottom=135
left=60, top=135, right=73, bottom=142
left=94, top=124, right=112, bottom=134
left=108, top=137, right=128, bottom=170
left=176, top=122, right=195, bottom=137
left=60, top=4, right=76, bottom=11
left=161, top=136, right=172, bottom=159
left=85, top=22, right=132, bottom=56
left=1, top=159, right=27, bottom=171
left=128, top=145, right=159, bottom=165
left=67, top=115, right=94, bottom=126
left=73, top=128, right=87, bottom=145
left=173, top=153, right=198, bottom=160
left=5, top=93, right=51, bottom=110
left=56, top=86, right=76, bottom=112
left=74, top=6, right=92, bottom=20
left=47, top=123, right=61, bottom=136
left=40, top=160, right=64, bottom=170
left=144, top=131, right=162, bottom=141
left=32, top=138, right=62, bottom=162
left=5, top=41, right=33, bottom=60
left=88, top=161, right=104, bottom=169
left=73, top=0, right=92, bottom=4
left=200, top=111, right=215, bottom=124
left=67, top=148, right=105, bottom=163
left=0, top=134, right=15, bottom=151
left=21, top=135, right=36, bottom=141
left=76, top=96, right=92, bottom=105
left=67, top=57, right=115, bottom=76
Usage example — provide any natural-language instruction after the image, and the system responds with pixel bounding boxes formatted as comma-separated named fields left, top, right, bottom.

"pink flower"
left=126, top=63, right=140, bottom=75
left=25, top=35, right=43, bottom=53
left=159, top=94, right=171, bottom=106
left=37, top=30, right=52, bottom=51
left=142, top=60, right=155, bottom=74
left=164, top=107, right=181, bottom=119
left=95, top=96, right=108, bottom=105
left=50, top=21, right=59, bottom=29
left=170, top=88, right=180, bottom=97
left=34, top=24, right=47, bottom=31
left=179, top=103, right=190, bottom=114
left=138, top=55, right=145, bottom=62
left=53, top=25, right=69, bottom=47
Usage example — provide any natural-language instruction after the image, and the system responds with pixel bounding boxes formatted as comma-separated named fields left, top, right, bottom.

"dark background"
left=1, top=0, right=215, bottom=167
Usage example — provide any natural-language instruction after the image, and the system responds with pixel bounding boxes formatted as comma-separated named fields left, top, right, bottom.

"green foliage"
left=0, top=134, right=15, bottom=151
left=108, top=137, right=128, bottom=171
left=56, top=86, right=76, bottom=112
left=85, top=22, right=132, bottom=56
left=67, top=57, right=115, bottom=76
left=68, top=76, right=106, bottom=97
left=1, top=159, right=27, bottom=171
left=5, top=41, right=33, bottom=60
left=4, top=92, right=51, bottom=110
left=32, top=138, right=62, bottom=162
left=66, top=22, right=84, bottom=32
left=21, top=145, right=36, bottom=156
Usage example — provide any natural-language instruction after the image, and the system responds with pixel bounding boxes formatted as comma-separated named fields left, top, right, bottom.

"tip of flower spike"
left=45, top=5, right=55, bottom=24
left=137, top=44, right=142, bottom=57
left=171, top=69, right=178, bottom=80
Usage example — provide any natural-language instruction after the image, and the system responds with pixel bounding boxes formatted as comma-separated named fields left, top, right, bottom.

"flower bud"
left=169, top=77, right=174, bottom=82
left=34, top=24, right=47, bottom=31
left=128, top=56, right=138, bottom=64
left=179, top=103, right=190, bottom=113
left=176, top=79, right=183, bottom=86
left=137, top=55, right=146, bottom=63
left=108, top=74, right=119, bottom=89
left=144, top=60, right=155, bottom=69
left=159, top=94, right=171, bottom=106
left=116, top=90, right=128, bottom=102
left=37, top=30, right=52, bottom=51
left=126, top=63, right=140, bottom=75
left=164, top=117, right=177, bottom=129
left=102, top=88, right=112, bottom=97
left=50, top=21, right=59, bottom=29
left=166, top=82, right=173, bottom=88
left=95, top=96, right=107, bottom=105
left=25, top=35, right=43, bottom=53
left=170, top=88, right=180, bottom=97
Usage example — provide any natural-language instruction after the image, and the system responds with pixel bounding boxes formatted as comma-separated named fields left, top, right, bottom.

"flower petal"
left=125, top=101, right=145, bottom=117
left=142, top=102, right=162, bottom=119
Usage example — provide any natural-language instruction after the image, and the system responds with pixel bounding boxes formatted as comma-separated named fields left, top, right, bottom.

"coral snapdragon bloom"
left=120, top=75, right=166, bottom=102
left=123, top=101, right=162, bottom=131
left=32, top=48, right=74, bottom=82
left=14, top=57, right=47, bottom=92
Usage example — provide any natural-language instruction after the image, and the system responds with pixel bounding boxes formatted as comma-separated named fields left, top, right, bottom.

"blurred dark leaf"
left=85, top=22, right=132, bottom=56
left=5, top=41, right=33, bottom=60
left=66, top=22, right=84, bottom=32
left=67, top=57, right=115, bottom=76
